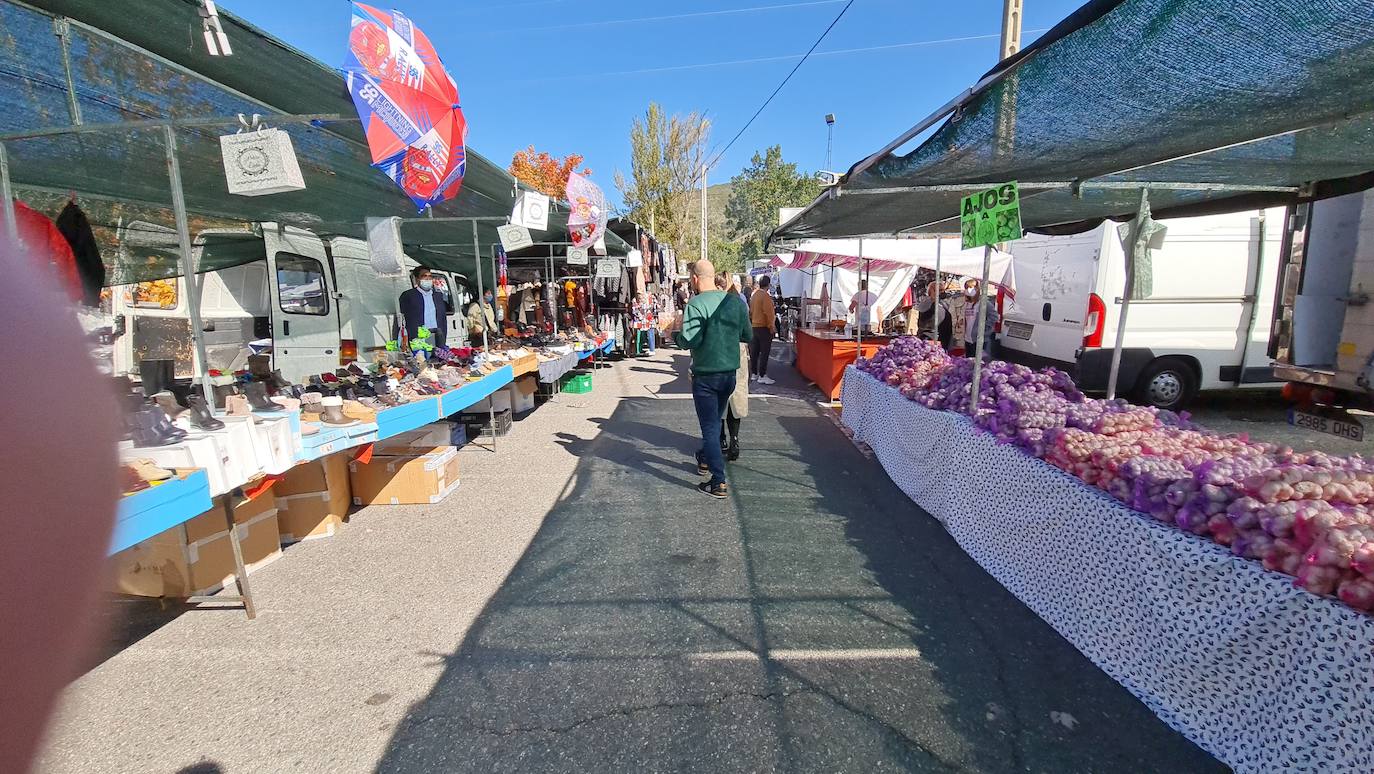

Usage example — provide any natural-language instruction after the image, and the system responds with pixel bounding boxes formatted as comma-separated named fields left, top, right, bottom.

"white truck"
left=111, top=223, right=473, bottom=384
left=1271, top=190, right=1374, bottom=434
left=997, top=206, right=1287, bottom=410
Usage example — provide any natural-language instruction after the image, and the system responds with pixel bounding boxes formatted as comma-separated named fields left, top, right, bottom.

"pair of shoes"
left=695, top=451, right=710, bottom=476
left=758, top=376, right=776, bottom=385
left=697, top=481, right=728, bottom=499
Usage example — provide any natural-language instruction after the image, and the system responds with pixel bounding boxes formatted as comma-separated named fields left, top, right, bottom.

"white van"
left=112, top=224, right=472, bottom=384
left=997, top=207, right=1286, bottom=410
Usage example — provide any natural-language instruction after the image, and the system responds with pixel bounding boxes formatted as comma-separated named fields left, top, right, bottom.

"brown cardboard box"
left=277, top=488, right=349, bottom=544
left=274, top=452, right=351, bottom=497
left=373, top=422, right=453, bottom=455
left=111, top=507, right=282, bottom=598
left=514, top=375, right=537, bottom=396
left=184, top=490, right=279, bottom=543
left=349, top=447, right=460, bottom=506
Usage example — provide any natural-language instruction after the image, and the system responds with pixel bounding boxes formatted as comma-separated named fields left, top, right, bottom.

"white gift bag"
left=219, top=127, right=306, bottom=196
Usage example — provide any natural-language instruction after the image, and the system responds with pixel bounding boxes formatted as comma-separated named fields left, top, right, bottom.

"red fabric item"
left=13, top=201, right=82, bottom=302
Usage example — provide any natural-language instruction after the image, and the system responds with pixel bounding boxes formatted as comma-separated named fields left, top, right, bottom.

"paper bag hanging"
left=219, top=126, right=306, bottom=196
left=365, top=216, right=405, bottom=277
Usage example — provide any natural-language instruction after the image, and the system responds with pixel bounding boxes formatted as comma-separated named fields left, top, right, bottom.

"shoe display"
left=267, top=369, right=293, bottom=393
left=126, top=399, right=188, bottom=448
left=270, top=396, right=301, bottom=412
left=244, top=381, right=279, bottom=412
left=319, top=396, right=359, bottom=426
left=697, top=481, right=728, bottom=499
left=225, top=394, right=252, bottom=416
left=127, top=458, right=174, bottom=482
left=186, top=393, right=225, bottom=431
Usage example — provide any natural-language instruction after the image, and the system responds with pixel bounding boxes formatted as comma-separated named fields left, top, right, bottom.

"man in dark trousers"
left=672, top=259, right=753, bottom=499
left=398, top=267, right=450, bottom=349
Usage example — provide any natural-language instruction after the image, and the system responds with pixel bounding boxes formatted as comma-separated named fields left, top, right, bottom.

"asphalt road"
left=41, top=349, right=1225, bottom=773
left=1185, top=389, right=1369, bottom=456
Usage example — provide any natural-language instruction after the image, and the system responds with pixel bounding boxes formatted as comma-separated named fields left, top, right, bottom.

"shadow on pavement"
left=374, top=389, right=1225, bottom=773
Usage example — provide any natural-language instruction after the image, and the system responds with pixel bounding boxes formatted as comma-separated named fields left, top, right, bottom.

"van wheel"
left=1133, top=358, right=1197, bottom=411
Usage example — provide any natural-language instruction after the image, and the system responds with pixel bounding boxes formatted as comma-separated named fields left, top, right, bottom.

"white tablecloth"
left=840, top=366, right=1374, bottom=774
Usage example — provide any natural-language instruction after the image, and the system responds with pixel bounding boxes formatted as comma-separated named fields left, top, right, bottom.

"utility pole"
left=700, top=164, right=708, bottom=264
left=1000, top=0, right=1023, bottom=59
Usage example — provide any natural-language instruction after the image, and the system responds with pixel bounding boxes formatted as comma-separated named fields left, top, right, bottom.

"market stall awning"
left=771, top=0, right=1374, bottom=243
left=1, top=0, right=524, bottom=282
left=787, top=237, right=1011, bottom=282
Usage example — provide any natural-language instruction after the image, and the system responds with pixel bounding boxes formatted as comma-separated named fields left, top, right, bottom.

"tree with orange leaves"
left=509, top=146, right=591, bottom=200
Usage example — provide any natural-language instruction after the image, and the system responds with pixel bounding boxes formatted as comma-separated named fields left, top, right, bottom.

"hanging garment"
left=55, top=202, right=105, bottom=306
left=15, top=201, right=81, bottom=302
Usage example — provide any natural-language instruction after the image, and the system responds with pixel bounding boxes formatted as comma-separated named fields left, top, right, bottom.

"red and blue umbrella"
left=343, top=2, right=466, bottom=211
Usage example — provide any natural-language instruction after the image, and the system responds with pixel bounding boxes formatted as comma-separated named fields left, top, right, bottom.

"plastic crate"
left=562, top=372, right=593, bottom=394
left=462, top=408, right=512, bottom=440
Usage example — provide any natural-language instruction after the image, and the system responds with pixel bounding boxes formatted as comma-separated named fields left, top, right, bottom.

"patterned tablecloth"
left=840, top=366, right=1374, bottom=774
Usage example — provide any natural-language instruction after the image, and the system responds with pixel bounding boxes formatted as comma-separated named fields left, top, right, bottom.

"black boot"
left=187, top=393, right=225, bottom=431
left=126, top=397, right=187, bottom=447
left=245, top=381, right=279, bottom=412
left=727, top=437, right=740, bottom=461
left=268, top=369, right=293, bottom=393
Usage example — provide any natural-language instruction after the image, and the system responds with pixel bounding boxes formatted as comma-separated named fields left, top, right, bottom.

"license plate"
left=1288, top=409, right=1365, bottom=442
left=1006, top=321, right=1034, bottom=340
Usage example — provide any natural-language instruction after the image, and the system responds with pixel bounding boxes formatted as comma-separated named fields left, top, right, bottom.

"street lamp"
left=824, top=113, right=836, bottom=171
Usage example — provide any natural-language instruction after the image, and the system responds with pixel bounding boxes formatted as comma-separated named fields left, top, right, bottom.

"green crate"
left=561, top=372, right=593, bottom=394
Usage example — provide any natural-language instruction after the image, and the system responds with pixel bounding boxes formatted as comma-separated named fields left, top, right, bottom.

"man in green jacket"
left=672, top=259, right=753, bottom=499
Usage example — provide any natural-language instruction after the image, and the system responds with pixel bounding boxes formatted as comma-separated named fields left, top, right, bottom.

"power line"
left=705, top=0, right=855, bottom=173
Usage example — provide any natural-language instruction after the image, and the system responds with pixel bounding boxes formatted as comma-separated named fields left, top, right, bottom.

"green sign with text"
left=960, top=181, right=1023, bottom=249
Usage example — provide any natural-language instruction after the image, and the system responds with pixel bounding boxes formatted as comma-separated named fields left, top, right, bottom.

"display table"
left=110, top=469, right=213, bottom=555
left=795, top=329, right=893, bottom=400
left=509, top=353, right=539, bottom=378
left=440, top=364, right=514, bottom=417
left=536, top=350, right=579, bottom=384
left=839, top=367, right=1374, bottom=774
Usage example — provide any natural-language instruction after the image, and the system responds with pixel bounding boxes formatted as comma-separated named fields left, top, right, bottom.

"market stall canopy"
left=787, top=237, right=1012, bottom=286
left=771, top=0, right=1374, bottom=243
left=1, top=0, right=521, bottom=282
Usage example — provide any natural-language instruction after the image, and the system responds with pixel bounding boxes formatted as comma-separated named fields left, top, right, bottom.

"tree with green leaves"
left=615, top=103, right=711, bottom=266
left=725, top=146, right=819, bottom=263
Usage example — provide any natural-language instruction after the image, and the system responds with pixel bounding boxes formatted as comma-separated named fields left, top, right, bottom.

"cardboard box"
left=470, top=390, right=513, bottom=414
left=507, top=379, right=536, bottom=415
left=374, top=422, right=453, bottom=455
left=274, top=453, right=352, bottom=497
left=184, top=490, right=279, bottom=543
left=111, top=506, right=281, bottom=598
left=349, top=447, right=460, bottom=506
left=276, top=489, right=349, bottom=544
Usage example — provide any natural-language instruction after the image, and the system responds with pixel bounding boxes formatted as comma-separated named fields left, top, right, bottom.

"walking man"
left=748, top=275, right=777, bottom=385
left=672, top=259, right=753, bottom=499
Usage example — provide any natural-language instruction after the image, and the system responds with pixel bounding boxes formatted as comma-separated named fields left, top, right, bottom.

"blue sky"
left=223, top=0, right=1082, bottom=205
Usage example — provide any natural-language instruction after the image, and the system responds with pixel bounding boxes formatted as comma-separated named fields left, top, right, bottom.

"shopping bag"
left=219, top=126, right=306, bottom=196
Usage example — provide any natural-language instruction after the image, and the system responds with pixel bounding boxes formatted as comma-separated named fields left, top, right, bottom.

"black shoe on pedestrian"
left=695, top=451, right=710, bottom=476
left=726, top=439, right=740, bottom=462
left=697, top=481, right=728, bottom=499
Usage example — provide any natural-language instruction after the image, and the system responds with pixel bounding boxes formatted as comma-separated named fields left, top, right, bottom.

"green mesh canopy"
left=1, top=0, right=529, bottom=283
left=773, top=0, right=1374, bottom=242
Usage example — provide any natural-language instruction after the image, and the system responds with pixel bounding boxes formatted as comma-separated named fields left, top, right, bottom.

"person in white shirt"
left=962, top=278, right=1000, bottom=359
left=848, top=280, right=880, bottom=332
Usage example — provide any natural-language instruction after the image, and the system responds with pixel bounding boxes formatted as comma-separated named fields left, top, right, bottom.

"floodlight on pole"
left=825, top=113, right=836, bottom=171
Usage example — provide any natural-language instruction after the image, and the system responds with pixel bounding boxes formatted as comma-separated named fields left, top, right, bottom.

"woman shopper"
left=714, top=275, right=750, bottom=460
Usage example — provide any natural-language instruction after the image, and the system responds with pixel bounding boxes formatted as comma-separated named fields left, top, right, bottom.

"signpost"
left=961, top=181, right=1023, bottom=415
left=960, top=181, right=1022, bottom=250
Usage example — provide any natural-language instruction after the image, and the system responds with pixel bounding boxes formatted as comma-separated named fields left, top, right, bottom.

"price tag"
left=566, top=246, right=589, bottom=265
left=960, top=181, right=1022, bottom=250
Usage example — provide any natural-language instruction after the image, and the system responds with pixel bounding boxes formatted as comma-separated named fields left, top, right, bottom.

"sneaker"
left=697, top=481, right=728, bottom=499
left=749, top=374, right=757, bottom=382
left=758, top=376, right=776, bottom=385
left=695, top=451, right=710, bottom=476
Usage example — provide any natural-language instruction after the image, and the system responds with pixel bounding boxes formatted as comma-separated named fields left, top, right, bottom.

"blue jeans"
left=692, top=371, right=735, bottom=485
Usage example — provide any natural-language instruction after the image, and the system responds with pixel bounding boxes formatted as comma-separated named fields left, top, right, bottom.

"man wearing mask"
left=467, top=286, right=498, bottom=342
left=399, top=267, right=450, bottom=349
left=962, top=278, right=999, bottom=360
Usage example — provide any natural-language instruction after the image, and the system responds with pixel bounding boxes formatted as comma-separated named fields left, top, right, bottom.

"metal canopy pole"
left=470, top=221, right=496, bottom=450
left=969, top=244, right=994, bottom=415
left=933, top=237, right=943, bottom=342
left=166, top=124, right=254, bottom=619
left=0, top=142, right=17, bottom=246
left=164, top=125, right=217, bottom=414
left=856, top=238, right=865, bottom=352
left=1106, top=188, right=1151, bottom=400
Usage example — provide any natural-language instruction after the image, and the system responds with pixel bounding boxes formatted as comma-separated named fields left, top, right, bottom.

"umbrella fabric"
left=566, top=172, right=608, bottom=248
left=344, top=2, right=466, bottom=211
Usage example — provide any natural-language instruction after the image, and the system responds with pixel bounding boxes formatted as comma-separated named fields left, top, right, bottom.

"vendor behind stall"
left=399, top=267, right=451, bottom=348
left=466, top=287, right=497, bottom=341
